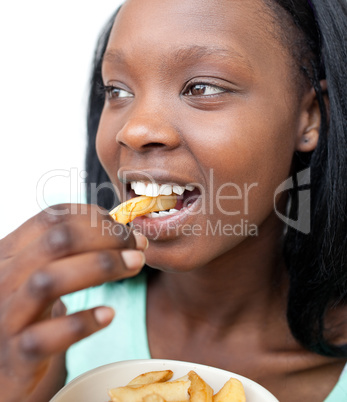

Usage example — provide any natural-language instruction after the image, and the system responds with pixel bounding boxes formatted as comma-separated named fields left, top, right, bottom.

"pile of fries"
left=108, top=369, right=246, bottom=402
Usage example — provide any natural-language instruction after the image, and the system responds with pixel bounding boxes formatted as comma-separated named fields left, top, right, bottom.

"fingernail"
left=133, top=231, right=149, bottom=251
left=94, top=307, right=115, bottom=326
left=121, top=250, right=146, bottom=270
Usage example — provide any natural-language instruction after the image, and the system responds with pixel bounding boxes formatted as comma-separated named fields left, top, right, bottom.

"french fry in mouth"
left=109, top=195, right=177, bottom=225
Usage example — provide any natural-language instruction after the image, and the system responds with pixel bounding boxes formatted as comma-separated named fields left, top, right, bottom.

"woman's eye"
left=183, top=83, right=226, bottom=96
left=104, top=86, right=134, bottom=99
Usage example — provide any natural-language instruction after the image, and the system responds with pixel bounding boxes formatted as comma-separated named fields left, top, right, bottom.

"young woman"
left=0, top=0, right=346, bottom=401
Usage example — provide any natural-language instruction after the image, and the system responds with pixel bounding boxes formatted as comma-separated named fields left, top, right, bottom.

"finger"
left=4, top=248, right=145, bottom=334
left=51, top=299, right=67, bottom=318
left=133, top=230, right=149, bottom=251
left=4, top=212, right=146, bottom=291
left=1, top=204, right=89, bottom=257
left=2, top=203, right=146, bottom=257
left=12, top=307, right=115, bottom=362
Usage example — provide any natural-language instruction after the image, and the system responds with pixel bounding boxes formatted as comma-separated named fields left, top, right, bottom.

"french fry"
left=188, top=371, right=213, bottom=402
left=108, top=369, right=246, bottom=402
left=142, top=394, right=167, bottom=402
left=109, top=379, right=191, bottom=402
left=213, top=377, right=246, bottom=402
left=109, top=195, right=177, bottom=225
left=127, top=370, right=174, bottom=386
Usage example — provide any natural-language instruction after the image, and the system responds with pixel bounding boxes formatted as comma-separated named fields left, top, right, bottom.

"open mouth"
left=127, top=181, right=201, bottom=219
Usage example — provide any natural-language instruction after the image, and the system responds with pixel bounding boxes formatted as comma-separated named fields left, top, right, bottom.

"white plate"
left=50, top=359, right=279, bottom=402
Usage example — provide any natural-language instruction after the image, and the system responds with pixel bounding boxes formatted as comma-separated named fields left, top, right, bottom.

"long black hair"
left=85, top=0, right=347, bottom=357
left=85, top=11, right=119, bottom=211
left=271, top=0, right=347, bottom=357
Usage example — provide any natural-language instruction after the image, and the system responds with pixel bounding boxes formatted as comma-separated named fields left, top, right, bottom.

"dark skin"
left=0, top=205, right=147, bottom=402
left=97, top=0, right=346, bottom=400
left=0, top=0, right=345, bottom=401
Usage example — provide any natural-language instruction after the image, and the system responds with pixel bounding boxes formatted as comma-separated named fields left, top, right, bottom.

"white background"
left=0, top=1, right=124, bottom=239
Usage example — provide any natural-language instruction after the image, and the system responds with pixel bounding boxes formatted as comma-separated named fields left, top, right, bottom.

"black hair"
left=270, top=0, right=347, bottom=357
left=85, top=10, right=119, bottom=211
left=85, top=0, right=347, bottom=357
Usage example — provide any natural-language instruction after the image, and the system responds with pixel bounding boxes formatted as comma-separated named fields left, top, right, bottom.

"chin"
left=145, top=251, right=201, bottom=273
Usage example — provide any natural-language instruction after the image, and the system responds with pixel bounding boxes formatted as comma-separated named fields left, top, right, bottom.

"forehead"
left=118, top=0, right=261, bottom=33
left=105, top=0, right=291, bottom=82
left=113, top=0, right=280, bottom=48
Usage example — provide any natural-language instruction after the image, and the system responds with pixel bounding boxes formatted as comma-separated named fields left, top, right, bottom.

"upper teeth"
left=130, top=181, right=195, bottom=196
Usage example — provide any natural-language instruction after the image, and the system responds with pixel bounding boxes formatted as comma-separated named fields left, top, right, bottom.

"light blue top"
left=63, top=274, right=347, bottom=401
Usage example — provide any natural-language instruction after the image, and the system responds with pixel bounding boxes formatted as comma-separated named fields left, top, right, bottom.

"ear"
left=295, top=80, right=327, bottom=152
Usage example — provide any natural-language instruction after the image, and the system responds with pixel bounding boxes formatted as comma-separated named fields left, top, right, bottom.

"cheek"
left=182, top=101, right=297, bottom=222
left=95, top=109, right=120, bottom=179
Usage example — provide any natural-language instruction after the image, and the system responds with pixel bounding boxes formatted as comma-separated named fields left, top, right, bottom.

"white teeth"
left=146, top=209, right=180, bottom=219
left=148, top=212, right=161, bottom=218
left=130, top=181, right=195, bottom=196
left=159, top=211, right=170, bottom=217
left=185, top=185, right=195, bottom=191
left=172, top=185, right=185, bottom=195
left=134, top=181, right=147, bottom=195
left=146, top=183, right=160, bottom=197
left=159, top=184, right=172, bottom=195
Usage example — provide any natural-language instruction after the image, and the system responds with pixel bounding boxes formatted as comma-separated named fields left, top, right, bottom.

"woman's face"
left=97, top=0, right=304, bottom=271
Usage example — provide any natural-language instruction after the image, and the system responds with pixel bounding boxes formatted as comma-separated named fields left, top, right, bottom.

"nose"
left=116, top=111, right=181, bottom=152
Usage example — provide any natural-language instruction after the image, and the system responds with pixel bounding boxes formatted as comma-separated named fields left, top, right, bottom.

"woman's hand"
left=0, top=204, right=147, bottom=402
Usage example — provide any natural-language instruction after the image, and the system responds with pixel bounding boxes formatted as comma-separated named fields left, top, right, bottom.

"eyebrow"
left=103, top=44, right=253, bottom=73
left=103, top=48, right=129, bottom=65
left=166, top=45, right=248, bottom=64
